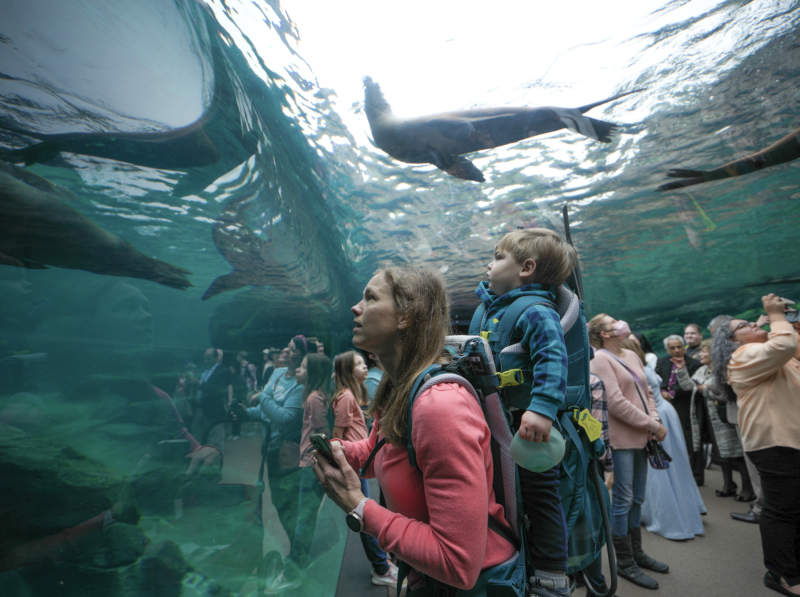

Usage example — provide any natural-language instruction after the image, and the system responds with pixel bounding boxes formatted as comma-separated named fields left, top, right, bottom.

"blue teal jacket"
left=474, top=281, right=568, bottom=421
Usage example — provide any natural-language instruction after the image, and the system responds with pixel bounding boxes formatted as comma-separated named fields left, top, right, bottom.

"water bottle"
left=510, top=428, right=565, bottom=472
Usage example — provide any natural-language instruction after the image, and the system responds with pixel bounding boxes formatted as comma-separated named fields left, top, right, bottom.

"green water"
left=1, top=0, right=800, bottom=594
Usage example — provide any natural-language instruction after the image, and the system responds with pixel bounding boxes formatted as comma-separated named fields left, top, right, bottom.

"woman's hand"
left=185, top=446, right=223, bottom=484
left=763, top=293, right=788, bottom=319
left=756, top=313, right=770, bottom=328
left=604, top=471, right=614, bottom=491
left=653, top=424, right=668, bottom=442
left=311, top=442, right=365, bottom=513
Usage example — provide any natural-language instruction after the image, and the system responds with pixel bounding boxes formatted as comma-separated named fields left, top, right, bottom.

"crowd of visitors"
left=1, top=240, right=798, bottom=597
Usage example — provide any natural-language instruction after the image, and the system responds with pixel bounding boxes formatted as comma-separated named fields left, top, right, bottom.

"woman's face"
left=295, top=356, right=308, bottom=385
left=699, top=347, right=711, bottom=366
left=351, top=273, right=405, bottom=354
left=287, top=339, right=303, bottom=369
left=730, top=319, right=768, bottom=344
left=352, top=354, right=369, bottom=383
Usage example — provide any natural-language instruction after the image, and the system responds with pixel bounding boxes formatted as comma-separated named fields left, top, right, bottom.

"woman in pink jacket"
left=312, top=265, right=516, bottom=595
left=588, top=314, right=668, bottom=591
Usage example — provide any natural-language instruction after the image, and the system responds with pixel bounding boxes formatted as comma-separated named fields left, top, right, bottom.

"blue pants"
left=360, top=478, right=390, bottom=575
left=286, top=466, right=325, bottom=572
left=519, top=464, right=568, bottom=572
left=610, top=448, right=648, bottom=537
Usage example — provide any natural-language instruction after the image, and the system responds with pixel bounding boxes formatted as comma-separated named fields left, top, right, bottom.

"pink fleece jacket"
left=589, top=349, right=660, bottom=449
left=341, top=382, right=515, bottom=591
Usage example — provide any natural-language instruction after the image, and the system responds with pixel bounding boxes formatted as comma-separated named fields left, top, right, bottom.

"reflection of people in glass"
left=0, top=280, right=221, bottom=591
left=266, top=352, right=332, bottom=593
left=194, top=348, right=232, bottom=450
left=245, top=335, right=306, bottom=570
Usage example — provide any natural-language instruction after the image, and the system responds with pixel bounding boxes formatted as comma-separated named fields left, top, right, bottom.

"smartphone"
left=309, top=433, right=339, bottom=468
left=155, top=439, right=190, bottom=462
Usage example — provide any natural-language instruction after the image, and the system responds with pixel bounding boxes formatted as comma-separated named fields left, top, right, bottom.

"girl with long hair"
left=330, top=349, right=396, bottom=587
left=312, top=265, right=516, bottom=595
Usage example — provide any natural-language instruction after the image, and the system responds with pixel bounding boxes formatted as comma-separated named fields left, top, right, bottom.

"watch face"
left=346, top=513, right=362, bottom=533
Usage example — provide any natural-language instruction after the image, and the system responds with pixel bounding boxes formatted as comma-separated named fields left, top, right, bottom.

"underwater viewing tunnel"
left=1, top=0, right=799, bottom=596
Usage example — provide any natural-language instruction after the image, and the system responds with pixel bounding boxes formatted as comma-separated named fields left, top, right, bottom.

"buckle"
left=480, top=331, right=490, bottom=340
left=496, top=369, right=524, bottom=387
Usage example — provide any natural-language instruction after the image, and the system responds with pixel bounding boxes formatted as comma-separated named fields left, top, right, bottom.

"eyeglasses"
left=731, top=321, right=750, bottom=333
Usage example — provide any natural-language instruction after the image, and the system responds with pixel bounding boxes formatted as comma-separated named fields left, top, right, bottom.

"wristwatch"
left=346, top=497, right=371, bottom=533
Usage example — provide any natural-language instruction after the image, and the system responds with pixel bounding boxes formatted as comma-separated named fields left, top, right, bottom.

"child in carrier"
left=332, top=350, right=399, bottom=588
left=474, top=228, right=577, bottom=597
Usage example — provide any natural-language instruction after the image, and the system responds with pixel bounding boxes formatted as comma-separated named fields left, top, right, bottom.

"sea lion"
left=657, top=126, right=800, bottom=191
left=0, top=160, right=192, bottom=289
left=202, top=195, right=308, bottom=300
left=363, top=76, right=640, bottom=182
left=0, top=9, right=256, bottom=197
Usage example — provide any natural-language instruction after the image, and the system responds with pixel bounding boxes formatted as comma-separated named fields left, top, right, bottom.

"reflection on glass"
left=1, top=0, right=800, bottom=594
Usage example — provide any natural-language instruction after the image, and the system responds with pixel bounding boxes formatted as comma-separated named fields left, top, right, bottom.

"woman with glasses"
left=711, top=294, right=800, bottom=597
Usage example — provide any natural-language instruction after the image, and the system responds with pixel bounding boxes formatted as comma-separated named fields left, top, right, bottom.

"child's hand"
left=519, top=411, right=553, bottom=443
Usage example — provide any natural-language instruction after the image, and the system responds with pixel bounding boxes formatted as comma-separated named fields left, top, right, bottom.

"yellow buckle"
left=497, top=369, right=524, bottom=387
left=480, top=331, right=490, bottom=340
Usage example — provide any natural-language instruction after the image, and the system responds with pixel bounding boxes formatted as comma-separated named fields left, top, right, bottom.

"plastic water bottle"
left=510, top=428, right=565, bottom=472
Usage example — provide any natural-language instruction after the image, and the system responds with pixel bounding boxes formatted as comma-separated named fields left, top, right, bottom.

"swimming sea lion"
left=0, top=160, right=192, bottom=289
left=202, top=195, right=308, bottom=300
left=0, top=9, right=256, bottom=197
left=657, top=126, right=800, bottom=191
left=363, top=76, right=641, bottom=182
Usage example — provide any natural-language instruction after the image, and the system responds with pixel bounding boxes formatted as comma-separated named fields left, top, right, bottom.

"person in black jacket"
left=656, top=335, right=703, bottom=484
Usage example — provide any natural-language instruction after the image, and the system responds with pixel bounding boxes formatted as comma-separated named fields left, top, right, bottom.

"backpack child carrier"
left=468, top=283, right=609, bottom=577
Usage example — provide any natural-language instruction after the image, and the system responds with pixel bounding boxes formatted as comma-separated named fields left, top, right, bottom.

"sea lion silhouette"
left=657, top=126, right=800, bottom=191
left=363, top=76, right=640, bottom=182
left=202, top=194, right=308, bottom=301
left=0, top=160, right=192, bottom=289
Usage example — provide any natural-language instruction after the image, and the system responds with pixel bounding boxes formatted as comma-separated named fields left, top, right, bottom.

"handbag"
left=598, top=350, right=672, bottom=470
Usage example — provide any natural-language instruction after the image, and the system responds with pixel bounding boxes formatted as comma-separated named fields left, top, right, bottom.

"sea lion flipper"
left=551, top=108, right=619, bottom=142
left=444, top=156, right=485, bottom=183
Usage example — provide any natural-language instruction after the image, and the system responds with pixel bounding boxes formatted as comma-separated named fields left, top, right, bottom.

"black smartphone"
left=155, top=439, right=190, bottom=462
left=310, top=433, right=339, bottom=468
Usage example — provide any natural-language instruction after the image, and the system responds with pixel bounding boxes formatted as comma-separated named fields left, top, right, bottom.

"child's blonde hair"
left=495, top=228, right=577, bottom=286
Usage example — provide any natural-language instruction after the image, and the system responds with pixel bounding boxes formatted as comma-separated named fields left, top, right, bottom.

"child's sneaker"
left=371, top=561, right=404, bottom=587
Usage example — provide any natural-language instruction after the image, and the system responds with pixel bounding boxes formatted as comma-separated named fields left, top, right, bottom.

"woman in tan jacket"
left=711, top=294, right=800, bottom=597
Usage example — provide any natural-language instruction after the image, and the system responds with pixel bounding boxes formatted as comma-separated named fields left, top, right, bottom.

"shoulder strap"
left=469, top=303, right=486, bottom=336
left=494, top=297, right=556, bottom=358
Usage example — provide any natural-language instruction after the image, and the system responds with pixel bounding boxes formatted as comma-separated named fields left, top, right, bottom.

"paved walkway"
left=335, top=466, right=776, bottom=597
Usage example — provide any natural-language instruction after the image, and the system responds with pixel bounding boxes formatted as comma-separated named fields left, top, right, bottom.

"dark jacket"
left=656, top=354, right=701, bottom=425
left=198, top=364, right=230, bottom=421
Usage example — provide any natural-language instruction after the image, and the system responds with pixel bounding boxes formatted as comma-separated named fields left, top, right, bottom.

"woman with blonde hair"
left=313, top=265, right=516, bottom=595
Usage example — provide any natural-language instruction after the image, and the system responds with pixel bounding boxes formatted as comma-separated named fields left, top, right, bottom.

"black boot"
left=613, top=535, right=659, bottom=590
left=586, top=580, right=621, bottom=597
left=629, top=527, right=669, bottom=573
